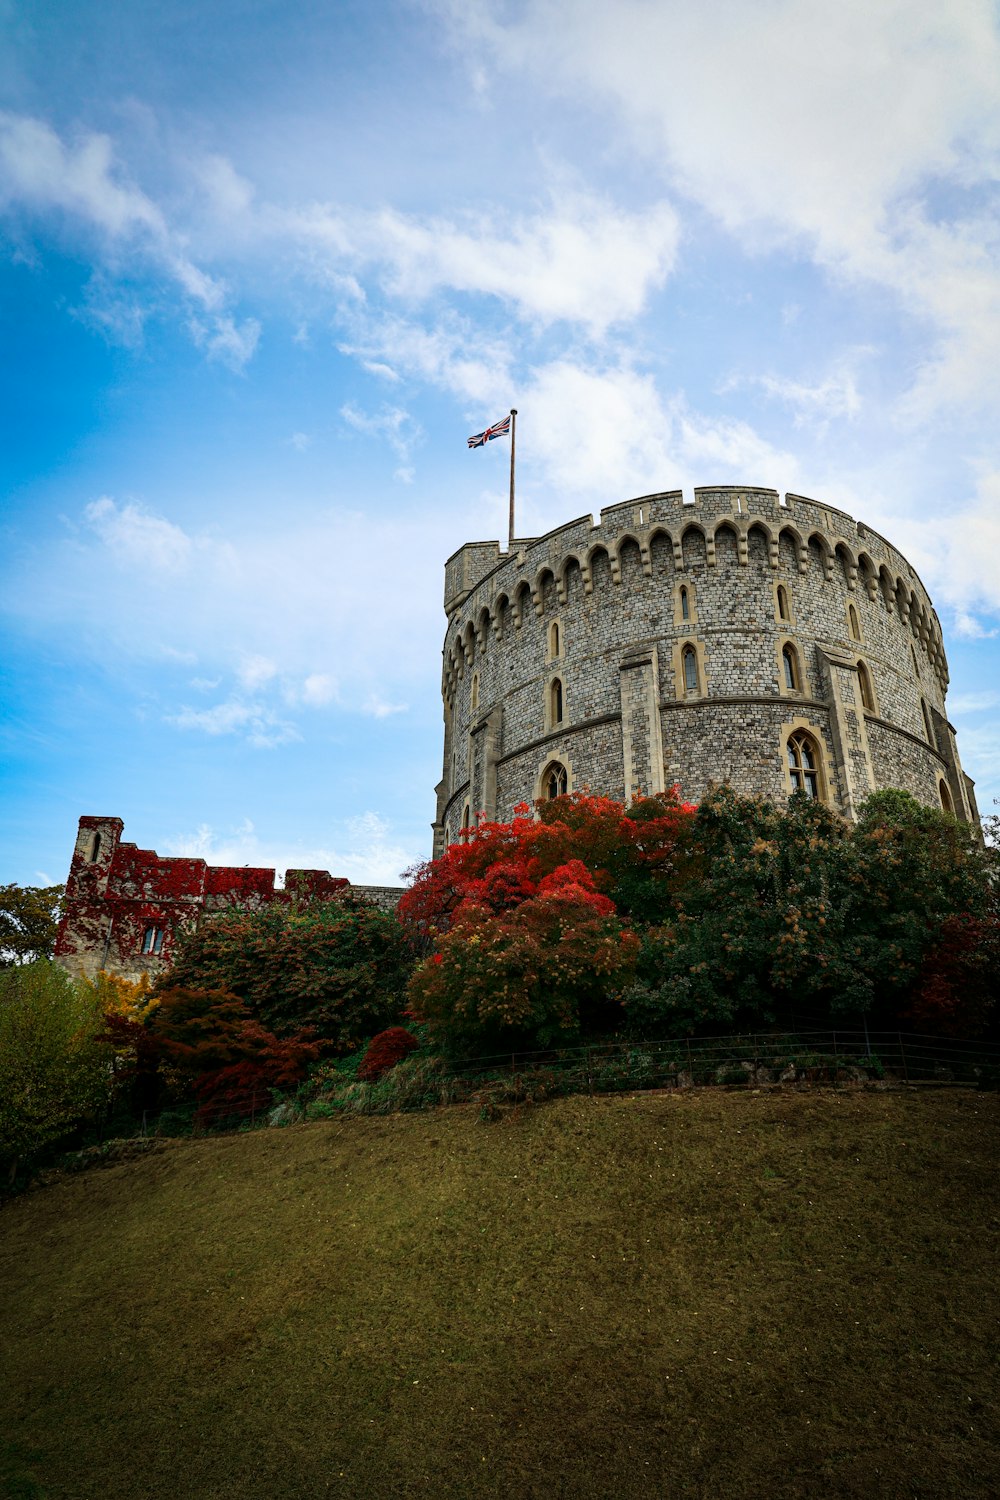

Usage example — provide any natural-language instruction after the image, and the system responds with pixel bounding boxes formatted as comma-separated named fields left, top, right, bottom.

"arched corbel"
left=640, top=542, right=653, bottom=578
left=705, top=533, right=716, bottom=567
left=581, top=560, right=594, bottom=595
left=530, top=584, right=544, bottom=617
left=737, top=531, right=749, bottom=567
left=797, top=542, right=809, bottom=575
left=768, top=536, right=779, bottom=569
left=672, top=537, right=684, bottom=571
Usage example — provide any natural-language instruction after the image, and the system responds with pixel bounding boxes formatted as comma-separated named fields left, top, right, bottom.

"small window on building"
left=922, top=699, right=934, bottom=743
left=858, top=661, right=874, bottom=712
left=90, top=832, right=102, bottom=863
left=462, top=803, right=471, bottom=830
left=680, top=585, right=690, bottom=621
left=848, top=603, right=860, bottom=641
left=777, top=584, right=790, bottom=622
left=939, top=779, right=953, bottom=815
left=911, top=643, right=919, bottom=676
left=543, top=761, right=568, bottom=800
left=550, top=677, right=564, bottom=725
left=782, top=643, right=800, bottom=692
left=550, top=621, right=561, bottom=659
left=682, top=645, right=699, bottom=696
left=787, top=731, right=821, bottom=800
left=140, top=926, right=165, bottom=956
left=471, top=673, right=479, bottom=710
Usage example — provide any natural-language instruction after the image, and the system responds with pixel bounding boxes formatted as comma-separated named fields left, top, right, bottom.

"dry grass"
left=1, top=1087, right=998, bottom=1499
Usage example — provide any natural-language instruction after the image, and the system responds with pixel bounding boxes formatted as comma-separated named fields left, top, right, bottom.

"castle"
left=433, top=485, right=977, bottom=850
left=56, top=482, right=979, bottom=982
left=54, top=816, right=403, bottom=983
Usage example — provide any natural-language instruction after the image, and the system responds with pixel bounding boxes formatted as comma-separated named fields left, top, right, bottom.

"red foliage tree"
left=399, top=790, right=694, bottom=936
left=357, top=1027, right=420, bottom=1081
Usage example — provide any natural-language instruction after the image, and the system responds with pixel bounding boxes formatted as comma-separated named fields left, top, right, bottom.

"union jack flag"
left=467, top=414, right=511, bottom=448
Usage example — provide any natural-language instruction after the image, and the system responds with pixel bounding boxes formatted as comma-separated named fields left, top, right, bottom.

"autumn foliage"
left=357, top=1027, right=421, bottom=1081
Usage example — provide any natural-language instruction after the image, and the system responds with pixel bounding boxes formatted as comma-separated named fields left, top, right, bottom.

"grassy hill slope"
left=1, top=1088, right=998, bottom=1500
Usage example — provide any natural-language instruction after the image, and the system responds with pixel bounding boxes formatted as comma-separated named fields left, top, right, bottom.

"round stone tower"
left=434, top=486, right=977, bottom=854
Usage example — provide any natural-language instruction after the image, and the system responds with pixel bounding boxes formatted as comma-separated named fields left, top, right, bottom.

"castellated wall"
left=55, top=816, right=403, bottom=984
left=434, top=486, right=978, bottom=854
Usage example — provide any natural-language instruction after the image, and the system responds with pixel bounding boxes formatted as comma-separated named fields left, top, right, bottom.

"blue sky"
left=2, top=0, right=999, bottom=887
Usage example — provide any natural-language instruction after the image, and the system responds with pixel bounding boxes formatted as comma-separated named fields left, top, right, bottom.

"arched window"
left=680, top=585, right=690, bottom=621
left=921, top=699, right=933, bottom=742
left=787, top=731, right=821, bottom=800
left=776, top=584, right=790, bottom=622
left=682, top=645, right=699, bottom=696
left=543, top=761, right=568, bottom=800
left=550, top=621, right=561, bottom=658
left=90, top=832, right=102, bottom=863
left=471, top=673, right=479, bottom=711
left=782, top=644, right=799, bottom=692
left=140, top=926, right=165, bottom=956
left=858, top=661, right=874, bottom=712
left=939, top=779, right=953, bottom=815
left=848, top=603, right=860, bottom=641
left=462, top=803, right=471, bottom=830
left=550, top=677, right=564, bottom=725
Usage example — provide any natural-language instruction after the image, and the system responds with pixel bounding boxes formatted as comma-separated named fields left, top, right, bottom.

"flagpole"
left=508, top=408, right=517, bottom=551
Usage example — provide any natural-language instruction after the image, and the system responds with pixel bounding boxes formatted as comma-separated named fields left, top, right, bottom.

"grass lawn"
left=1, top=1086, right=998, bottom=1499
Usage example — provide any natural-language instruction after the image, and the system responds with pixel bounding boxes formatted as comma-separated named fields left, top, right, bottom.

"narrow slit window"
left=777, top=585, right=789, bottom=621
left=680, top=585, right=690, bottom=621
left=858, top=662, right=874, bottom=712
left=550, top=621, right=560, bottom=658
left=682, top=645, right=699, bottom=696
left=90, top=832, right=102, bottom=863
left=471, top=673, right=479, bottom=710
left=848, top=603, right=860, bottom=641
left=922, top=699, right=934, bottom=743
left=782, top=644, right=799, bottom=692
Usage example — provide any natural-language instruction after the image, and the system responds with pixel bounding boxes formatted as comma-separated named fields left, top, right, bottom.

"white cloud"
left=170, top=697, right=299, bottom=749
left=189, top=313, right=261, bottom=372
left=163, top=810, right=417, bottom=887
left=84, top=496, right=193, bottom=570
left=362, top=693, right=408, bottom=719
left=341, top=401, right=421, bottom=461
left=237, top=655, right=278, bottom=691
left=301, top=673, right=337, bottom=706
left=722, top=350, right=872, bottom=430
left=288, top=431, right=312, bottom=452
left=0, top=111, right=223, bottom=309
left=446, top=0, right=1000, bottom=412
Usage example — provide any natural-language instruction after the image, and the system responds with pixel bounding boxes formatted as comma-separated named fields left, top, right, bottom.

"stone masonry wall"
left=55, top=815, right=404, bottom=983
left=435, top=485, right=974, bottom=852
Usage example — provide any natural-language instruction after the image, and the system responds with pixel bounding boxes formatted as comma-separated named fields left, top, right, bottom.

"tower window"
left=140, top=926, right=165, bottom=956
left=543, top=761, right=568, bottom=800
left=471, top=673, right=479, bottom=710
left=939, top=779, right=953, bottom=815
left=682, top=645, right=699, bottom=696
left=777, top=584, right=790, bottom=622
left=848, top=603, right=860, bottom=641
left=858, top=661, right=874, bottom=712
left=680, top=585, right=690, bottom=621
left=782, top=644, right=800, bottom=692
left=549, top=621, right=561, bottom=659
left=787, top=731, right=821, bottom=800
left=922, top=699, right=934, bottom=743
left=550, top=677, right=564, bottom=725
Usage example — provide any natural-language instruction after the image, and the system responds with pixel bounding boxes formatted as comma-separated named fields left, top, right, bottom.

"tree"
left=0, top=884, right=64, bottom=966
left=157, top=894, right=414, bottom=1049
left=408, top=860, right=640, bottom=1053
left=0, top=962, right=111, bottom=1181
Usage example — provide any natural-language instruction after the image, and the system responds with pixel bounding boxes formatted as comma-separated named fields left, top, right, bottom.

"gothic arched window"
left=858, top=661, right=874, bottom=712
left=787, top=731, right=822, bottom=800
left=680, top=585, right=690, bottom=621
left=550, top=677, right=564, bottom=725
left=848, top=603, right=861, bottom=641
left=543, top=761, right=568, bottom=800
left=90, top=832, right=102, bottom=863
left=471, top=673, right=479, bottom=711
